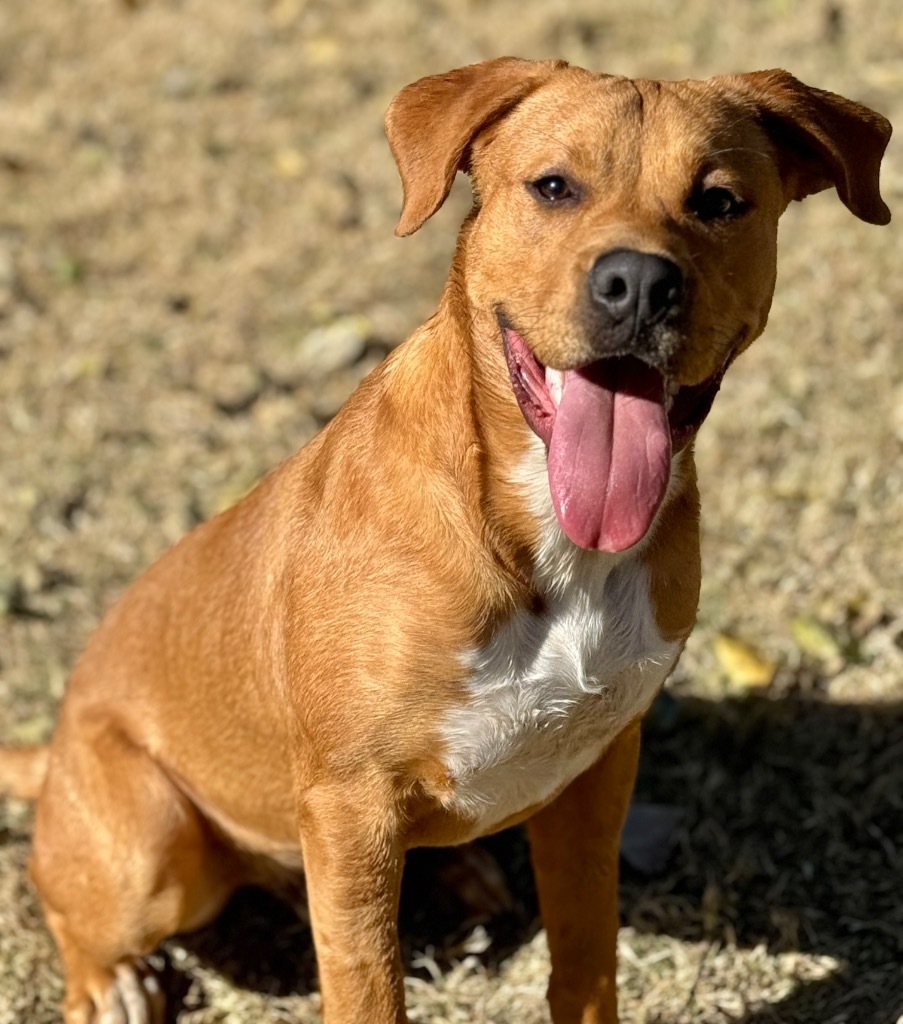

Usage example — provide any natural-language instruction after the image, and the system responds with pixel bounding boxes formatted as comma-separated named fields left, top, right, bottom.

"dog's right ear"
left=386, top=57, right=566, bottom=237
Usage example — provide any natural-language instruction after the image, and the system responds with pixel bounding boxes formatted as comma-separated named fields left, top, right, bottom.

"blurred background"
left=0, top=1, right=901, bottom=1022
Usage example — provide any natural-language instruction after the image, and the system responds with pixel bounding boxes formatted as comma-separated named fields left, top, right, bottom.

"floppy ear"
left=721, top=69, right=892, bottom=225
left=385, top=57, right=567, bottom=237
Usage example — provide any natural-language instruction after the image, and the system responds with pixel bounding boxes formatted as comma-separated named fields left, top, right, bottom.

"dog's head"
left=386, top=59, right=891, bottom=552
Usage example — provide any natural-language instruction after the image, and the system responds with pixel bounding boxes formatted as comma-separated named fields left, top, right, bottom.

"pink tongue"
left=548, top=360, right=671, bottom=552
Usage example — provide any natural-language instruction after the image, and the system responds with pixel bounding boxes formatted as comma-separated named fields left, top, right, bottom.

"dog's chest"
left=440, top=486, right=681, bottom=837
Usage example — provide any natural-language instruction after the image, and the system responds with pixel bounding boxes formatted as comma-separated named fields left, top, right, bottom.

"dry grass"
left=1, top=1, right=902, bottom=1022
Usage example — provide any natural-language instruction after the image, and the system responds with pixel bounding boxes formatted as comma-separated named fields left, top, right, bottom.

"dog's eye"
left=530, top=175, right=575, bottom=203
left=691, top=186, right=748, bottom=222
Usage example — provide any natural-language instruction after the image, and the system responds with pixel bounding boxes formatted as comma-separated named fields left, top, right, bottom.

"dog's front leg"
left=527, top=722, right=641, bottom=1024
left=299, top=784, right=408, bottom=1024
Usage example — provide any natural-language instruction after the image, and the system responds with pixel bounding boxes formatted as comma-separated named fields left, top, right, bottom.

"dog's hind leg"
left=31, top=724, right=239, bottom=1024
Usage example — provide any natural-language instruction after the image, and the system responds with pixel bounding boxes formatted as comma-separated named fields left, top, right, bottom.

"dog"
left=0, top=58, right=891, bottom=1024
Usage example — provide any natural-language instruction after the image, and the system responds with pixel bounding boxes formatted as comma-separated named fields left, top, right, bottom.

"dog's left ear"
left=386, top=57, right=567, bottom=237
left=722, top=70, right=892, bottom=225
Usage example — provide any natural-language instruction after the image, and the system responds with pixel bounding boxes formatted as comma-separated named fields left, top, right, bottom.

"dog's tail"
left=0, top=745, right=50, bottom=800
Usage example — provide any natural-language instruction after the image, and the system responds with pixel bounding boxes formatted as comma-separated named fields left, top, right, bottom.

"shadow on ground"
left=161, top=691, right=902, bottom=1024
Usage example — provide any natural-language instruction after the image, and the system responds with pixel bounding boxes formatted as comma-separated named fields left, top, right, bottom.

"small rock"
left=295, top=315, right=370, bottom=380
left=195, top=363, right=262, bottom=415
left=621, top=802, right=683, bottom=875
left=161, top=67, right=197, bottom=100
left=251, top=393, right=316, bottom=439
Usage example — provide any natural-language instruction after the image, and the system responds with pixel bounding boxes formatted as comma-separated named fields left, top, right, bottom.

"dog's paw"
left=66, top=960, right=165, bottom=1024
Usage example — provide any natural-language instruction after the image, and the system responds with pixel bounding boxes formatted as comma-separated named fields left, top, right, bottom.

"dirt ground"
left=1, top=1, right=901, bottom=1022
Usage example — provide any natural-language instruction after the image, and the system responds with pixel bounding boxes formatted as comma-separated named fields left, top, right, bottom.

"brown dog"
left=0, top=58, right=891, bottom=1024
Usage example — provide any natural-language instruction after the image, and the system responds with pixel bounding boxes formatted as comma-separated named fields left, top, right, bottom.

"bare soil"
left=1, top=1, right=901, bottom=1022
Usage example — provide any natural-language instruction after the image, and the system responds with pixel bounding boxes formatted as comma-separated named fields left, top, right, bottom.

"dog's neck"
left=431, top=266, right=544, bottom=590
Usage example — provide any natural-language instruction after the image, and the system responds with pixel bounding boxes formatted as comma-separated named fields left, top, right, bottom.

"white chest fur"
left=441, top=439, right=683, bottom=837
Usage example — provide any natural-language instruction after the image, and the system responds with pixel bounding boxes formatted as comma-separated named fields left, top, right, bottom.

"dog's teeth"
left=545, top=368, right=564, bottom=407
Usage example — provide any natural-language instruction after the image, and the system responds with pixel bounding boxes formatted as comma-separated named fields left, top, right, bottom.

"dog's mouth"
left=503, top=325, right=725, bottom=553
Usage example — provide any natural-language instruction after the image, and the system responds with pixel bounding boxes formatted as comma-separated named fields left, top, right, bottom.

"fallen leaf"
left=714, top=634, right=776, bottom=688
left=621, top=802, right=684, bottom=875
left=791, top=615, right=845, bottom=669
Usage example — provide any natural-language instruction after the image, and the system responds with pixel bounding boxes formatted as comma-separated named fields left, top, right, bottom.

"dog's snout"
left=589, top=249, right=684, bottom=329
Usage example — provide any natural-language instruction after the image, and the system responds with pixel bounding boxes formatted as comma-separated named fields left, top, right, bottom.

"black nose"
left=589, top=249, right=684, bottom=329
